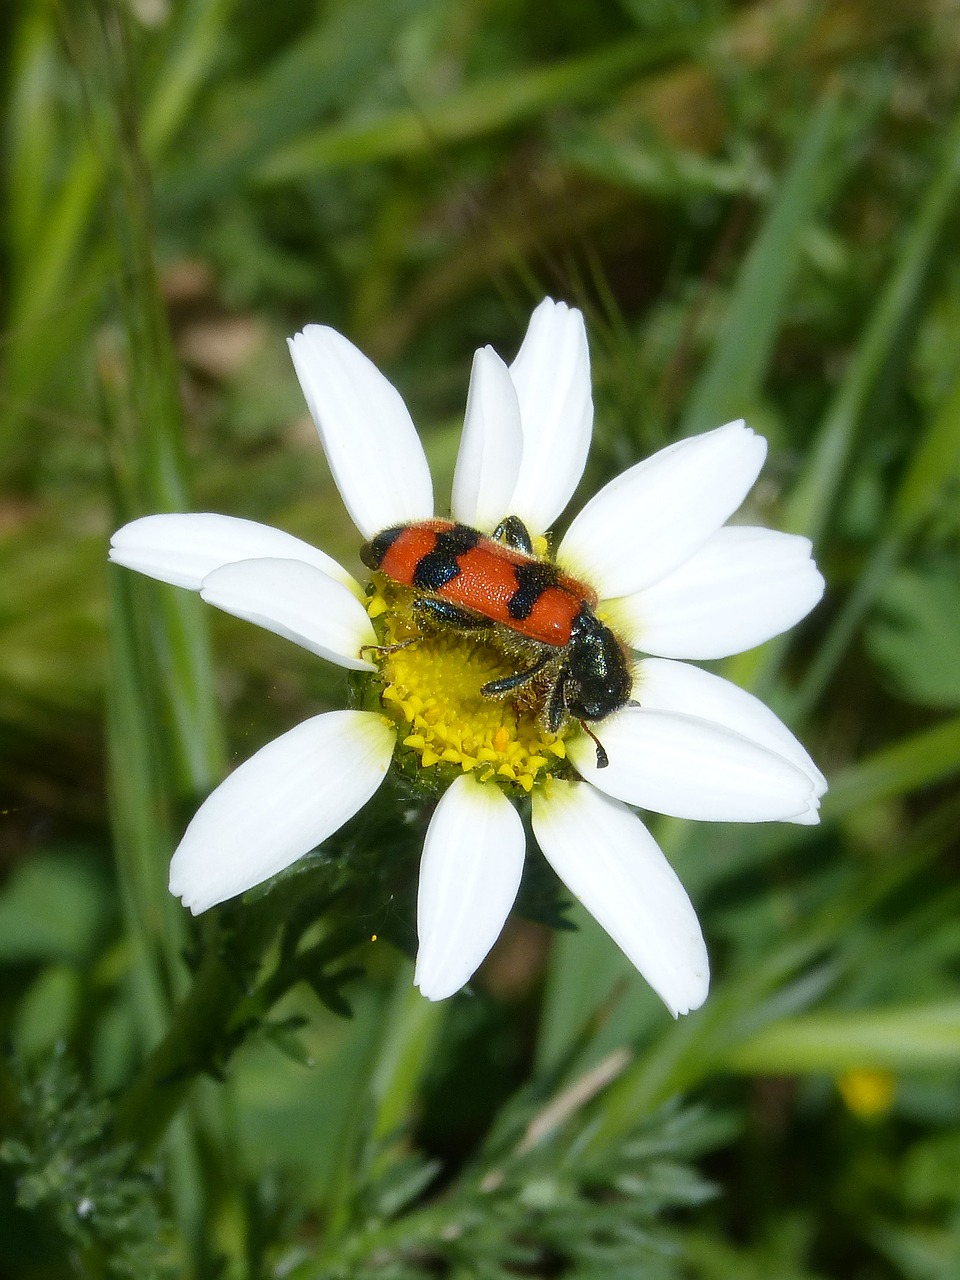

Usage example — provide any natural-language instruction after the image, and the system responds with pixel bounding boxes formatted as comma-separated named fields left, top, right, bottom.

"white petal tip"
left=788, top=801, right=822, bottom=826
left=167, top=711, right=393, bottom=922
left=722, top=418, right=761, bottom=443
left=288, top=323, right=433, bottom=537
left=169, top=858, right=226, bottom=915
left=415, top=978, right=457, bottom=1002
left=667, top=975, right=710, bottom=1018
left=168, top=878, right=213, bottom=915
left=414, top=776, right=524, bottom=1008
left=719, top=418, right=767, bottom=467
left=288, top=324, right=341, bottom=353
left=414, top=953, right=473, bottom=1001
left=507, top=298, right=593, bottom=533
left=533, top=781, right=711, bottom=1019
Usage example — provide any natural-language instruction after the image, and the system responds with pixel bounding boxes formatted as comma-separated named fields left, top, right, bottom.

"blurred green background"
left=2, top=0, right=960, bottom=1276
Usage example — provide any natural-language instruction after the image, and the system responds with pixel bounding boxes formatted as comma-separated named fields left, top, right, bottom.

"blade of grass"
left=5, top=1, right=59, bottom=265
left=729, top=101, right=960, bottom=702
left=0, top=0, right=240, bottom=477
left=783, top=532, right=900, bottom=724
left=93, top=0, right=229, bottom=1254
left=367, top=970, right=444, bottom=1153
left=724, top=1002, right=960, bottom=1073
left=587, top=939, right=837, bottom=1139
left=322, top=969, right=445, bottom=1241
left=680, top=713, right=960, bottom=894
left=157, top=0, right=424, bottom=214
left=893, top=369, right=960, bottom=534
left=106, top=552, right=215, bottom=1256
left=254, top=29, right=701, bottom=183
left=786, top=103, right=960, bottom=547
left=140, top=0, right=237, bottom=158
left=824, top=714, right=960, bottom=817
left=679, top=89, right=844, bottom=436
left=785, top=354, right=960, bottom=723
left=103, top=397, right=206, bottom=1254
left=105, top=571, right=181, bottom=1048
left=99, top=0, right=225, bottom=796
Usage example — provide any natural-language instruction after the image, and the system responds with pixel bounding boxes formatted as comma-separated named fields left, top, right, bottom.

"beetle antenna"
left=579, top=721, right=609, bottom=769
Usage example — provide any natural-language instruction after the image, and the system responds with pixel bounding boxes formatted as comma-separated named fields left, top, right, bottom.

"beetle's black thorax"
left=563, top=607, right=632, bottom=722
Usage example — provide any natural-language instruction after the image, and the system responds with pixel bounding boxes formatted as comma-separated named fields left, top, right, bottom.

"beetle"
left=359, top=516, right=632, bottom=768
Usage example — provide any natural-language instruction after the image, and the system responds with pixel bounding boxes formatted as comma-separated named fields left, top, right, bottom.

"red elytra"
left=371, top=519, right=597, bottom=648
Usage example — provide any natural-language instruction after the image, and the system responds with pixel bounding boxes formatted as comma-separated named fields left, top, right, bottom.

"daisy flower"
left=109, top=299, right=825, bottom=1017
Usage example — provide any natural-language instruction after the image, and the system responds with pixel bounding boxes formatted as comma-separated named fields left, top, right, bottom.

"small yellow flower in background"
left=109, top=299, right=826, bottom=1017
left=837, top=1068, right=897, bottom=1119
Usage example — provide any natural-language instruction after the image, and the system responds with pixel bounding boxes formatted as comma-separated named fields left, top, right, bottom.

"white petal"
left=569, top=707, right=820, bottom=824
left=533, top=780, right=708, bottom=1017
left=199, top=558, right=377, bottom=670
left=451, top=346, right=524, bottom=531
left=415, top=775, right=525, bottom=1001
left=169, top=710, right=394, bottom=913
left=634, top=658, right=827, bottom=796
left=506, top=298, right=593, bottom=536
left=109, top=513, right=361, bottom=596
left=558, top=421, right=767, bottom=599
left=608, top=526, right=825, bottom=660
left=288, top=326, right=434, bottom=539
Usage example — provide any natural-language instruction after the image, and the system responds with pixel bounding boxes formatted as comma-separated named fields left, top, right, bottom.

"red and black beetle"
left=360, top=516, right=632, bottom=767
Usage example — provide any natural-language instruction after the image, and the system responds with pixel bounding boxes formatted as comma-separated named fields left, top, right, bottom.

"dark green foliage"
left=1, top=1052, right=175, bottom=1279
left=296, top=1101, right=723, bottom=1279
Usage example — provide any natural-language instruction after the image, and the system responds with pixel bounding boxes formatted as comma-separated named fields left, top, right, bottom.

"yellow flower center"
left=365, top=585, right=568, bottom=794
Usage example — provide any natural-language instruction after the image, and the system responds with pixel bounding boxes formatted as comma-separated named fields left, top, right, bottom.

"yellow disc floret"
left=364, top=586, right=568, bottom=795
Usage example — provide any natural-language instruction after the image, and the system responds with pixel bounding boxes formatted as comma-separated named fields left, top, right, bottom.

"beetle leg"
left=481, top=649, right=555, bottom=698
left=414, top=596, right=491, bottom=631
left=359, top=638, right=416, bottom=659
left=493, top=515, right=534, bottom=555
left=545, top=670, right=610, bottom=767
left=364, top=595, right=491, bottom=657
left=544, top=668, right=570, bottom=733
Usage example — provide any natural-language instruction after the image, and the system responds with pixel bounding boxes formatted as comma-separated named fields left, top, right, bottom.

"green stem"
left=113, top=886, right=373, bottom=1153
left=111, top=916, right=261, bottom=1152
left=321, top=968, right=445, bottom=1247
